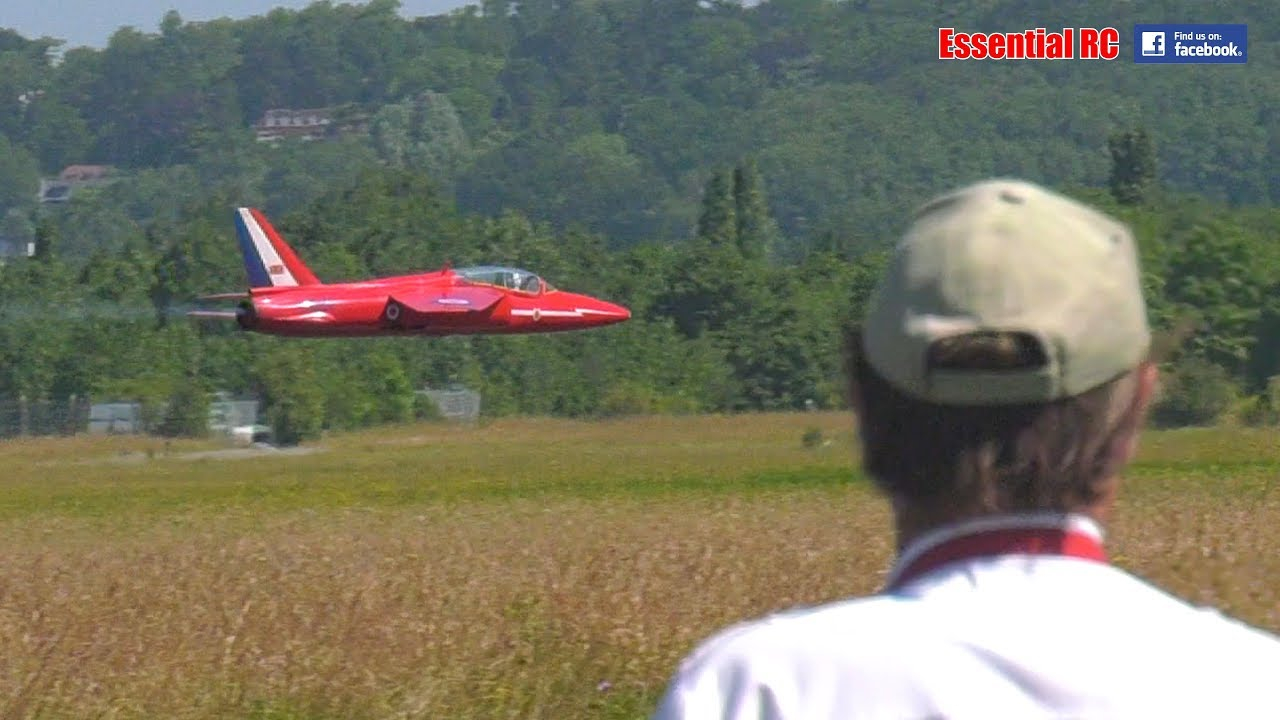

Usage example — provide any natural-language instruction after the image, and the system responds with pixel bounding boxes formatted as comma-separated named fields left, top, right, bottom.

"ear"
left=1133, top=361, right=1159, bottom=419
left=1117, top=361, right=1159, bottom=464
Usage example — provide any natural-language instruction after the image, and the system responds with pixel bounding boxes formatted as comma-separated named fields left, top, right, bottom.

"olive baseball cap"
left=861, top=178, right=1151, bottom=406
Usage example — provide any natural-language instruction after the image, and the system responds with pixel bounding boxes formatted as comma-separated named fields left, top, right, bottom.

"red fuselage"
left=237, top=269, right=631, bottom=337
left=191, top=208, right=630, bottom=339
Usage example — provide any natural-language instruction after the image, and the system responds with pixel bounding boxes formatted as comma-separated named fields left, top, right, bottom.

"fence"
left=418, top=388, right=482, bottom=423
left=0, top=396, right=92, bottom=438
left=89, top=402, right=148, bottom=434
left=208, top=400, right=262, bottom=433
left=0, top=389, right=478, bottom=438
left=0, top=396, right=263, bottom=439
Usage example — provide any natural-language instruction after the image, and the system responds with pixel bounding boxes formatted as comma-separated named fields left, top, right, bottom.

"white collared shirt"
left=652, top=513, right=1280, bottom=719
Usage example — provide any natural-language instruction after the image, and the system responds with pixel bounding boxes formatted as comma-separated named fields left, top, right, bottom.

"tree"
left=1246, top=291, right=1280, bottom=393
left=732, top=158, right=780, bottom=260
left=1, top=209, right=34, bottom=255
left=1163, top=222, right=1265, bottom=376
left=253, top=343, right=325, bottom=445
left=0, top=133, right=39, bottom=212
left=32, top=215, right=58, bottom=262
left=370, top=91, right=472, bottom=181
left=159, top=369, right=211, bottom=438
left=1150, top=355, right=1237, bottom=428
left=21, top=97, right=92, bottom=174
left=696, top=169, right=737, bottom=246
left=1108, top=127, right=1157, bottom=206
left=321, top=345, right=416, bottom=429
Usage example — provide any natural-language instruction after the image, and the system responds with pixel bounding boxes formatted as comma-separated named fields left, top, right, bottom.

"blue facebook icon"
left=1134, top=24, right=1247, bottom=64
left=1142, top=31, right=1165, bottom=56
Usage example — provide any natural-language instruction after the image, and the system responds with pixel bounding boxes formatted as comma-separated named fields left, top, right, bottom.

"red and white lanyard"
left=884, top=523, right=1108, bottom=592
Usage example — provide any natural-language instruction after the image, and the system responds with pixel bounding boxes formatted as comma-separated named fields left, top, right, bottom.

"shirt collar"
left=882, top=512, right=1107, bottom=592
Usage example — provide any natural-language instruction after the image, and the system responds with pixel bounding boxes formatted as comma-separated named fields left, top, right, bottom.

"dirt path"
left=84, top=444, right=328, bottom=465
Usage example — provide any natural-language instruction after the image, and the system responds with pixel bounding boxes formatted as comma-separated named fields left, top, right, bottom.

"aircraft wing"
left=387, top=285, right=505, bottom=315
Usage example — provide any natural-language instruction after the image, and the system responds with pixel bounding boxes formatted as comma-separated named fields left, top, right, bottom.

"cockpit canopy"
left=455, top=265, right=553, bottom=294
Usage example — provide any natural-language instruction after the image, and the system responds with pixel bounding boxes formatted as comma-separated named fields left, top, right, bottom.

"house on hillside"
left=253, top=108, right=335, bottom=142
left=252, top=106, right=370, bottom=143
left=0, top=236, right=35, bottom=260
left=38, top=164, right=117, bottom=204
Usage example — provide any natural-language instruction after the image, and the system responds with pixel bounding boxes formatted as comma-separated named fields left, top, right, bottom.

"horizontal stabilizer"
left=197, top=292, right=249, bottom=301
left=187, top=310, right=239, bottom=321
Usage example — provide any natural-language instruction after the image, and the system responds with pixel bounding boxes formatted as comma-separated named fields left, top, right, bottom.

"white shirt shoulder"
left=651, top=564, right=1280, bottom=720
left=651, top=596, right=945, bottom=720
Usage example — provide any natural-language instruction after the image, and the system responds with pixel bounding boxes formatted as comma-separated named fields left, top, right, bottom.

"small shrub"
left=1266, top=376, right=1280, bottom=424
left=413, top=392, right=445, bottom=422
left=1150, top=356, right=1237, bottom=428
left=652, top=392, right=701, bottom=415
left=158, top=382, right=211, bottom=438
left=597, top=382, right=655, bottom=418
left=1234, top=395, right=1268, bottom=427
left=1239, top=376, right=1280, bottom=427
left=802, top=427, right=825, bottom=448
left=267, top=396, right=323, bottom=446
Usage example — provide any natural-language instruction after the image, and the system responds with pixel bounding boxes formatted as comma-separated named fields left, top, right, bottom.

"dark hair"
left=843, top=327, right=1145, bottom=517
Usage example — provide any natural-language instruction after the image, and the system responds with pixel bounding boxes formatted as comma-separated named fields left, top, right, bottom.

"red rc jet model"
left=188, top=208, right=631, bottom=337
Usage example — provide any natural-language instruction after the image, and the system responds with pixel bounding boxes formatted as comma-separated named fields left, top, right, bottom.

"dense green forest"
left=0, top=0, right=1277, bottom=440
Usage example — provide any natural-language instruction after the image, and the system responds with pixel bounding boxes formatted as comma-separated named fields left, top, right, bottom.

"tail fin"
left=234, top=207, right=322, bottom=288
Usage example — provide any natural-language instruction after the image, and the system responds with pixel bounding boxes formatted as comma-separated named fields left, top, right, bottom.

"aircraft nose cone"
left=605, top=302, right=631, bottom=323
left=563, top=294, right=630, bottom=326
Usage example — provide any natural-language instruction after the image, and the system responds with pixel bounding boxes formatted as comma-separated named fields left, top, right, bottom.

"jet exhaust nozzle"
left=236, top=300, right=256, bottom=330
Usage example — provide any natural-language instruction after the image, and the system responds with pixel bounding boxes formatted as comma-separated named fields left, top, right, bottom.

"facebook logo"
left=1134, top=24, right=1247, bottom=64
left=1141, top=31, right=1165, bottom=55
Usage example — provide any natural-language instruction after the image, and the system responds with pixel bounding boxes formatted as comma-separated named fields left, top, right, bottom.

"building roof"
left=58, top=165, right=113, bottom=182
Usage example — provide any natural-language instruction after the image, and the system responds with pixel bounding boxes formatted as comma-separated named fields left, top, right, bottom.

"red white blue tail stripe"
left=234, top=207, right=321, bottom=288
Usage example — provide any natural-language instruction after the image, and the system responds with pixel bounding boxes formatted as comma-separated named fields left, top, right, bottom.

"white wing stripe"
left=510, top=308, right=621, bottom=317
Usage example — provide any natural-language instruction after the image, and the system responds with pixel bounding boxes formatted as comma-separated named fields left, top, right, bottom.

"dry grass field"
left=1, top=413, right=1278, bottom=719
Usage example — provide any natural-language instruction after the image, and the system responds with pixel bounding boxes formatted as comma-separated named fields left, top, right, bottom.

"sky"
left=3, top=0, right=472, bottom=50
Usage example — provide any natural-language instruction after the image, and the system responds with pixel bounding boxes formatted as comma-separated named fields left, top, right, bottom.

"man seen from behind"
left=652, top=178, right=1280, bottom=719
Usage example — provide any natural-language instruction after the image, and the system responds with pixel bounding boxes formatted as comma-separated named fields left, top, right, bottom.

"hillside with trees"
left=0, top=0, right=1277, bottom=440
